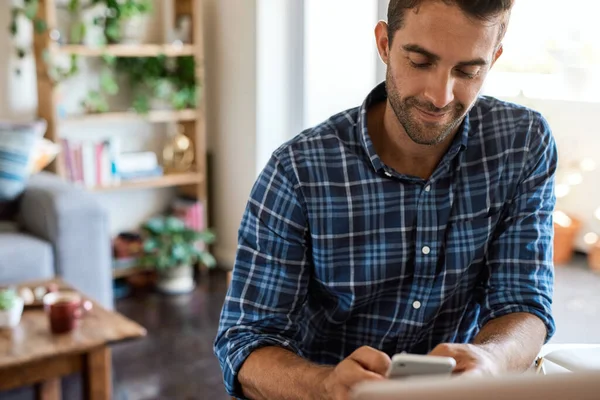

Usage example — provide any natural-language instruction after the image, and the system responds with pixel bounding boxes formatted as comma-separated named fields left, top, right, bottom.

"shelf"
left=55, top=44, right=195, bottom=57
left=92, top=172, right=204, bottom=192
left=61, top=109, right=197, bottom=123
left=113, top=266, right=150, bottom=279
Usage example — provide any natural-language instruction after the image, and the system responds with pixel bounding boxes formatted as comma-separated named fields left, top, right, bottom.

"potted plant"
left=103, top=0, right=153, bottom=44
left=140, top=216, right=216, bottom=294
left=0, top=288, right=25, bottom=328
left=113, top=56, right=198, bottom=113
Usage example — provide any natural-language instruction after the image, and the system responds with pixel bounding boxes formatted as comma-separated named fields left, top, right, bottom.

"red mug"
left=43, top=291, right=93, bottom=334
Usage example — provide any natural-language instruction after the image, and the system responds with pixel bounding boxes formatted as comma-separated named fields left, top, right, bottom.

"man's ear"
left=375, top=21, right=390, bottom=65
left=491, top=44, right=504, bottom=66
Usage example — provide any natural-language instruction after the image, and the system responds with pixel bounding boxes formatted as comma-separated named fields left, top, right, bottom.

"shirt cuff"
left=222, top=335, right=303, bottom=399
left=478, top=304, right=556, bottom=343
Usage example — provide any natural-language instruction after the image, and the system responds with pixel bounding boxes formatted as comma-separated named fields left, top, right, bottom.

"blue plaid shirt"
left=215, top=82, right=557, bottom=397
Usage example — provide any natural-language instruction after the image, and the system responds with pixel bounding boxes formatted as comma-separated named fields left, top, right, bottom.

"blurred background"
left=0, top=0, right=599, bottom=399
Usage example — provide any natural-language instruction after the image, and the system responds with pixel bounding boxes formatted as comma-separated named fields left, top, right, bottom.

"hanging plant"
left=8, top=0, right=83, bottom=83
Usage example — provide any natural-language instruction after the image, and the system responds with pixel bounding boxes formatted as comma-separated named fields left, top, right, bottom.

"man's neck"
left=367, top=100, right=458, bottom=180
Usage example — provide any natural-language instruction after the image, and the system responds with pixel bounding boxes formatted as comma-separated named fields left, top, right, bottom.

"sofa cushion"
left=0, top=232, right=54, bottom=284
left=0, top=120, right=46, bottom=203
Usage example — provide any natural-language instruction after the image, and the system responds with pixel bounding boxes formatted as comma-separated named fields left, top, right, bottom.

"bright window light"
left=483, top=0, right=600, bottom=102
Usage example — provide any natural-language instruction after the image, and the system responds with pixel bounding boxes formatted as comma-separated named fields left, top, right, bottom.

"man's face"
left=379, top=2, right=505, bottom=146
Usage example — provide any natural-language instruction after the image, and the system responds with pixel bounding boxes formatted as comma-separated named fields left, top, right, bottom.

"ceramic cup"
left=43, top=291, right=93, bottom=334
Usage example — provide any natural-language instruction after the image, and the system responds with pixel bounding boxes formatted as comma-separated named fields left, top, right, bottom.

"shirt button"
left=424, top=185, right=431, bottom=192
left=413, top=301, right=422, bottom=310
left=422, top=246, right=431, bottom=255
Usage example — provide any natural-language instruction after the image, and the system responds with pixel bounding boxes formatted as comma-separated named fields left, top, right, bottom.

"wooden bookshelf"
left=33, top=0, right=208, bottom=198
left=91, top=172, right=204, bottom=192
left=32, top=0, right=210, bottom=280
left=54, top=44, right=195, bottom=57
left=61, top=109, right=198, bottom=123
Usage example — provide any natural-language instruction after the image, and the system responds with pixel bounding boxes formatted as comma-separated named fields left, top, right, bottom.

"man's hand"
left=318, top=346, right=391, bottom=400
left=429, top=343, right=503, bottom=376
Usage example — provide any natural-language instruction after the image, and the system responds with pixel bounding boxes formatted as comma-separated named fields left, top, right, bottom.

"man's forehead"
left=398, top=2, right=502, bottom=60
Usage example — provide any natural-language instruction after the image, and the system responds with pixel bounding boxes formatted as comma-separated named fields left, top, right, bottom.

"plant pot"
left=149, top=80, right=176, bottom=110
left=120, top=15, right=150, bottom=45
left=553, top=215, right=582, bottom=265
left=156, top=265, right=195, bottom=295
left=0, top=297, right=24, bottom=329
left=588, top=241, right=600, bottom=273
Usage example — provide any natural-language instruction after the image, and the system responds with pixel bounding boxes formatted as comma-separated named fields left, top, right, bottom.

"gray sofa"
left=0, top=171, right=113, bottom=309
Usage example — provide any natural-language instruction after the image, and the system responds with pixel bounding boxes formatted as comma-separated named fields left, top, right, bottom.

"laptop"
left=351, top=371, right=600, bottom=400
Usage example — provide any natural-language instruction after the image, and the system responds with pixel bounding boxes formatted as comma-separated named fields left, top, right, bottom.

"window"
left=483, top=0, right=600, bottom=102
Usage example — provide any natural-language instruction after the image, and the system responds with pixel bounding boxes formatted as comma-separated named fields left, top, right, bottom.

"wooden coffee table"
left=0, top=278, right=146, bottom=400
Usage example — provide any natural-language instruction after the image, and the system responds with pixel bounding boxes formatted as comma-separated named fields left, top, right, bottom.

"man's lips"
left=415, top=106, right=449, bottom=121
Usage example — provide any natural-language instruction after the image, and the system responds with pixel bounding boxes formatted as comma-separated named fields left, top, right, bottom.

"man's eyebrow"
left=402, top=43, right=489, bottom=67
left=403, top=44, right=440, bottom=61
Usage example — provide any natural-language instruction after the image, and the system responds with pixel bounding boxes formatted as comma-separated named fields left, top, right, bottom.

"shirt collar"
left=357, top=82, right=470, bottom=173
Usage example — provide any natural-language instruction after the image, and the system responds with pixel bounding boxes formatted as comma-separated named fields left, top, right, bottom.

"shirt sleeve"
left=213, top=154, right=311, bottom=398
left=479, top=113, right=557, bottom=342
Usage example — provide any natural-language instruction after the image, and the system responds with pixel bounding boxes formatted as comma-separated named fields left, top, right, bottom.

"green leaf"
left=9, top=19, right=17, bottom=36
left=132, top=95, right=149, bottom=114
left=34, top=19, right=47, bottom=34
left=68, top=0, right=79, bottom=13
left=0, top=288, right=19, bottom=311
left=102, top=54, right=116, bottom=66
left=197, top=230, right=216, bottom=244
left=24, top=2, right=39, bottom=20
left=171, top=243, right=188, bottom=260
left=199, top=252, right=217, bottom=269
left=143, top=238, right=159, bottom=253
left=70, top=22, right=86, bottom=43
left=165, top=217, right=185, bottom=232
left=143, top=217, right=165, bottom=234
left=100, top=69, right=119, bottom=95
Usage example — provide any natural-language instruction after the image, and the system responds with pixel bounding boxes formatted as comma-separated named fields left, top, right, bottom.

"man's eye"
left=409, top=61, right=431, bottom=69
left=456, top=69, right=479, bottom=79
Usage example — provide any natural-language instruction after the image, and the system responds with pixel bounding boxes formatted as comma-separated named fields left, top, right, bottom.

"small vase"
left=120, top=15, right=150, bottom=45
left=0, top=298, right=24, bottom=328
left=157, top=265, right=195, bottom=294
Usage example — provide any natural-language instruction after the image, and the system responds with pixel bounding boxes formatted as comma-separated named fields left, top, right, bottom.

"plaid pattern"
left=215, top=83, right=557, bottom=397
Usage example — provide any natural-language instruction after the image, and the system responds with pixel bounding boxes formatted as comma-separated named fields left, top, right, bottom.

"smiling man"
left=215, top=1, right=557, bottom=399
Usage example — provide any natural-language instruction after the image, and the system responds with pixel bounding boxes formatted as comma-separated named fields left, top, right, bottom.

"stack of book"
left=60, top=137, right=163, bottom=187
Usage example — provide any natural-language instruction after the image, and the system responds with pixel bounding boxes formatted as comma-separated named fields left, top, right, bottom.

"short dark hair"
left=387, top=0, right=514, bottom=45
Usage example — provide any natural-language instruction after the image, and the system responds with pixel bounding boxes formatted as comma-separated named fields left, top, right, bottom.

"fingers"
left=429, top=343, right=478, bottom=374
left=348, top=346, right=392, bottom=377
left=429, top=343, right=458, bottom=358
left=336, top=358, right=386, bottom=390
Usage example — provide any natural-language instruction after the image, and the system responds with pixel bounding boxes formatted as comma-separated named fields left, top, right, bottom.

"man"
left=215, top=0, right=556, bottom=399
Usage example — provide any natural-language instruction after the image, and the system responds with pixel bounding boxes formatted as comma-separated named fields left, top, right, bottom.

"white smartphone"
left=386, top=353, right=456, bottom=379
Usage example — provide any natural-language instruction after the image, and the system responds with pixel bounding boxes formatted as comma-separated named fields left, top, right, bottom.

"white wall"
left=256, top=0, right=304, bottom=173
left=303, top=0, right=379, bottom=128
left=204, top=0, right=258, bottom=267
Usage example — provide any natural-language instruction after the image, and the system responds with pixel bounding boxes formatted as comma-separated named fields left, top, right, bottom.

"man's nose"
left=423, top=71, right=455, bottom=110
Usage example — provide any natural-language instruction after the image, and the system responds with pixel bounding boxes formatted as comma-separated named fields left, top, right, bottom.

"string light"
left=555, top=184, right=570, bottom=198
left=580, top=158, right=597, bottom=172
left=566, top=172, right=583, bottom=186
left=554, top=210, right=573, bottom=228
left=584, top=232, right=599, bottom=245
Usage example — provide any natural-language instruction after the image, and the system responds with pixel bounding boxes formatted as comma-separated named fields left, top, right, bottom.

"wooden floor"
left=2, top=254, right=600, bottom=399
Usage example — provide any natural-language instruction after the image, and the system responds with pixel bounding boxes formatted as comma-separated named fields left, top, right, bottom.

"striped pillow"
left=0, top=120, right=47, bottom=201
